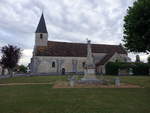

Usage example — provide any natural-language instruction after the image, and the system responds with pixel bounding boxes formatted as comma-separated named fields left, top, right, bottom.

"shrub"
left=105, top=62, right=150, bottom=75
left=132, top=63, right=150, bottom=75
left=105, top=62, right=119, bottom=75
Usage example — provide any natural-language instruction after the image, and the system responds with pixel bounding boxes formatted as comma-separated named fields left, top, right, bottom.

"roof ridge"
left=48, top=41, right=120, bottom=46
left=96, top=53, right=115, bottom=66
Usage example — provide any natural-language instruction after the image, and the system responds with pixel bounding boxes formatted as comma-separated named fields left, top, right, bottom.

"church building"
left=29, top=14, right=130, bottom=75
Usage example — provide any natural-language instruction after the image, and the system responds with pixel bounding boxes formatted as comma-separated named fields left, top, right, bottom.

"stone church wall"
left=31, top=53, right=128, bottom=75
left=32, top=56, right=86, bottom=74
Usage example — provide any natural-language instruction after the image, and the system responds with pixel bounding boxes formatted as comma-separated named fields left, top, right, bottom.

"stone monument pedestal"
left=79, top=39, right=102, bottom=84
left=82, top=68, right=97, bottom=80
left=86, top=68, right=95, bottom=75
left=80, top=73, right=101, bottom=84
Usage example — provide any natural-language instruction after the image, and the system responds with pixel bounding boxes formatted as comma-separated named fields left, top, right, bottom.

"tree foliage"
left=106, top=62, right=134, bottom=75
left=0, top=45, right=21, bottom=75
left=123, top=0, right=150, bottom=53
left=17, top=65, right=28, bottom=73
left=106, top=62, right=150, bottom=75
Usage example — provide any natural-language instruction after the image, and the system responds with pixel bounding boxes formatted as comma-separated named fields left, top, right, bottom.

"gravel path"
left=0, top=83, right=51, bottom=86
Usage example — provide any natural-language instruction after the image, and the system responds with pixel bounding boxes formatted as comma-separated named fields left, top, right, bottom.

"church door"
left=62, top=68, right=65, bottom=75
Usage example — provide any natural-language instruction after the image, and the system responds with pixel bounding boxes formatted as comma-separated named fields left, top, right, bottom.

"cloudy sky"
left=0, top=0, right=149, bottom=65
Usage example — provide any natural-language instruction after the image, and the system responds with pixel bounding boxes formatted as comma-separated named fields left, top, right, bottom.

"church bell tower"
left=35, top=13, right=48, bottom=47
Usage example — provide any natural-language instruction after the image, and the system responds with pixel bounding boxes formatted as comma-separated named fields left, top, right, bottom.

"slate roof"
left=96, top=53, right=115, bottom=66
left=35, top=41, right=127, bottom=57
left=35, top=13, right=48, bottom=33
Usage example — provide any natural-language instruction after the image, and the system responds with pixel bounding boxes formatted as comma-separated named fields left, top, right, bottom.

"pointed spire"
left=35, top=13, right=48, bottom=33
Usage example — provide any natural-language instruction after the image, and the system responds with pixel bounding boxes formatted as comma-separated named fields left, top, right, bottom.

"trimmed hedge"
left=106, top=62, right=150, bottom=75
left=105, top=62, right=119, bottom=75
left=133, top=63, right=150, bottom=75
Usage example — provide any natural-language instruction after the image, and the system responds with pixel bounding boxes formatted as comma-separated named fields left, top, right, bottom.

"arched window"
left=40, top=34, right=43, bottom=39
left=52, top=61, right=55, bottom=68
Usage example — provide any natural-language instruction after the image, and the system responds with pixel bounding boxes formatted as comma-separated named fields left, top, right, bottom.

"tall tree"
left=123, top=0, right=150, bottom=53
left=1, top=45, right=21, bottom=76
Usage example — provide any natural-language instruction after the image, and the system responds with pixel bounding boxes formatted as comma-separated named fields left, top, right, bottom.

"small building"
left=29, top=13, right=130, bottom=75
left=0, top=65, right=2, bottom=75
left=0, top=65, right=8, bottom=75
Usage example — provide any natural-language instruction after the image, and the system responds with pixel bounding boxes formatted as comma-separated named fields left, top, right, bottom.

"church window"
left=40, top=34, right=43, bottom=39
left=52, top=61, right=55, bottom=68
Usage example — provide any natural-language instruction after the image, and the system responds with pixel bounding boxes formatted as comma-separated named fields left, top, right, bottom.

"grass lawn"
left=0, top=75, right=150, bottom=113
left=0, top=76, right=67, bottom=84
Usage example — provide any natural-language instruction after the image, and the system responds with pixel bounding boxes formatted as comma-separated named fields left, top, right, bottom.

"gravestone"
left=129, top=68, right=133, bottom=75
left=115, top=77, right=120, bottom=87
left=69, top=76, right=75, bottom=87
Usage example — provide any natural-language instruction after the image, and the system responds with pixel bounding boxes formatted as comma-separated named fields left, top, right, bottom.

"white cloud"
left=19, top=49, right=33, bottom=66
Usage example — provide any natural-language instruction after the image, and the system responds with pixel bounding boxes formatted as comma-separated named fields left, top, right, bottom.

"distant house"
left=0, top=65, right=2, bottom=75
left=29, top=13, right=130, bottom=75
left=0, top=65, right=8, bottom=75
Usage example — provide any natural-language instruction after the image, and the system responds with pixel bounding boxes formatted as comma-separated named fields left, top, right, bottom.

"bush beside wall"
left=106, top=62, right=150, bottom=75
left=105, top=62, right=119, bottom=75
left=132, top=63, right=150, bottom=75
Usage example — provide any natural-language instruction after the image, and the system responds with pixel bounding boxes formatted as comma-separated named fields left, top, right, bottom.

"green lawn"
left=0, top=75, right=150, bottom=113
left=0, top=76, right=67, bottom=84
left=103, top=76, right=150, bottom=88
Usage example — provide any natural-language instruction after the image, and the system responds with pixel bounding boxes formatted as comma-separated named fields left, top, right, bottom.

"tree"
left=17, top=65, right=28, bottom=73
left=1, top=45, right=21, bottom=76
left=123, top=0, right=150, bottom=53
left=148, top=56, right=150, bottom=64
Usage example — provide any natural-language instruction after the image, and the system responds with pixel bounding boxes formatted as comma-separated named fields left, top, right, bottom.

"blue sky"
left=0, top=0, right=149, bottom=65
